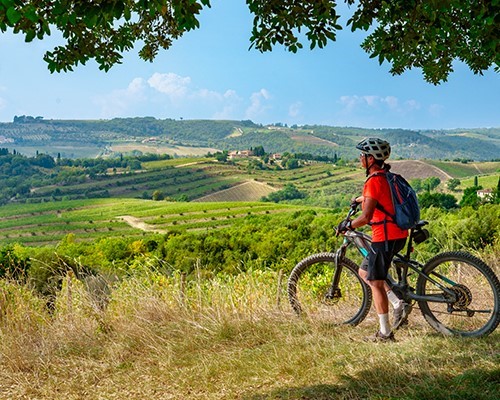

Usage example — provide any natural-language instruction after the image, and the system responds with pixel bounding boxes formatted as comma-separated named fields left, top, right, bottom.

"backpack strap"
left=365, top=172, right=396, bottom=223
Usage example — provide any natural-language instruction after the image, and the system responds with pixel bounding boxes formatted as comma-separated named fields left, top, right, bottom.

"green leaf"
left=124, top=7, right=131, bottom=20
left=24, top=6, right=38, bottom=22
left=0, top=0, right=15, bottom=9
left=6, top=6, right=22, bottom=24
left=25, top=29, right=36, bottom=42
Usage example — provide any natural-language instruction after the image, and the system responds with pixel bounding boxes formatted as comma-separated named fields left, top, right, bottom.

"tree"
left=252, top=145, right=266, bottom=157
left=418, top=192, right=458, bottom=210
left=410, top=178, right=423, bottom=193
left=493, top=177, right=500, bottom=205
left=460, top=186, right=482, bottom=209
left=152, top=190, right=165, bottom=201
left=0, top=1, right=497, bottom=83
left=214, top=151, right=228, bottom=162
left=262, top=184, right=307, bottom=203
left=284, top=158, right=299, bottom=170
left=447, top=178, right=461, bottom=191
left=423, top=177, right=441, bottom=192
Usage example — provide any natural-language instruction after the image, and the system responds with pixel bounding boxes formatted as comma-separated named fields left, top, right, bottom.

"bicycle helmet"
left=356, top=137, right=391, bottom=161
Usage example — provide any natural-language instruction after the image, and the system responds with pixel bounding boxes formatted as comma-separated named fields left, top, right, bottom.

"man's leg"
left=359, top=269, right=392, bottom=337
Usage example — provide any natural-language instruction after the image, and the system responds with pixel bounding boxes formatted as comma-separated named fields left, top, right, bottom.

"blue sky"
left=0, top=1, right=498, bottom=129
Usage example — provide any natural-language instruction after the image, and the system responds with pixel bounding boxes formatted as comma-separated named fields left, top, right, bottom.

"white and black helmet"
left=356, top=137, right=391, bottom=161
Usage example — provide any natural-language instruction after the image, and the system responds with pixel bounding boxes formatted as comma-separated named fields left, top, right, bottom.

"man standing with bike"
left=337, top=138, right=410, bottom=342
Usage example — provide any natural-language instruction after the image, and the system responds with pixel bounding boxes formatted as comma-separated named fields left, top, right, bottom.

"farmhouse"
left=228, top=150, right=254, bottom=159
left=142, top=137, right=160, bottom=143
left=477, top=189, right=493, bottom=200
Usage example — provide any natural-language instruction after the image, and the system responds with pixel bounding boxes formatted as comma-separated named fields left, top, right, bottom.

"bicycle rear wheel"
left=287, top=253, right=372, bottom=326
left=417, top=251, right=500, bottom=337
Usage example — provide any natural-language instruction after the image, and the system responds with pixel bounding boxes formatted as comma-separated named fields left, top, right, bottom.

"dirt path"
left=117, top=216, right=168, bottom=233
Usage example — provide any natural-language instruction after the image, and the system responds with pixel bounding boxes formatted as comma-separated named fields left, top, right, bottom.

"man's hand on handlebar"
left=336, top=219, right=353, bottom=235
left=350, top=196, right=363, bottom=209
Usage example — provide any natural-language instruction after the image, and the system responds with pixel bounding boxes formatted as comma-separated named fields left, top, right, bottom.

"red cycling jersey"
left=363, top=172, right=408, bottom=243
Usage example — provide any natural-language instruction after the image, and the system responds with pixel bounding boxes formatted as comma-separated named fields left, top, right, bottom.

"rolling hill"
left=1, top=117, right=499, bottom=160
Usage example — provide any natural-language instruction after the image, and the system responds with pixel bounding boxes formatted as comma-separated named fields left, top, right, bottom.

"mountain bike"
left=287, top=203, right=500, bottom=337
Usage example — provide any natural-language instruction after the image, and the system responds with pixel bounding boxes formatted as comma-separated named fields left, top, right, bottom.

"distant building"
left=228, top=150, right=254, bottom=159
left=477, top=189, right=493, bottom=200
left=142, top=137, right=159, bottom=143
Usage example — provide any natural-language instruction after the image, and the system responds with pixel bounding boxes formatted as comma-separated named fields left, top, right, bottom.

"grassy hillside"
left=1, top=117, right=499, bottom=160
left=0, top=198, right=308, bottom=247
left=20, top=158, right=500, bottom=207
left=1, top=269, right=498, bottom=400
left=193, top=180, right=277, bottom=202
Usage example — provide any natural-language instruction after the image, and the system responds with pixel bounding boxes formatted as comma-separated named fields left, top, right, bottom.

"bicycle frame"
left=330, top=206, right=459, bottom=306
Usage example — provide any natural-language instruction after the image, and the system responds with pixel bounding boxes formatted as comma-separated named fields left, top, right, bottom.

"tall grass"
left=1, top=261, right=498, bottom=400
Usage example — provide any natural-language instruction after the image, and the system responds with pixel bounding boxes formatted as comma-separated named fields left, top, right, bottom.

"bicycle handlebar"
left=335, top=201, right=360, bottom=237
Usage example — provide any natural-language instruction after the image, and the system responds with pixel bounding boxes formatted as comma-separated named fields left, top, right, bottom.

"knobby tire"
left=417, top=251, right=500, bottom=337
left=288, top=253, right=372, bottom=326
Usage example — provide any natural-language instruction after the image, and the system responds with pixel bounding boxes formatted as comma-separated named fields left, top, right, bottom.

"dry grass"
left=0, top=268, right=499, bottom=400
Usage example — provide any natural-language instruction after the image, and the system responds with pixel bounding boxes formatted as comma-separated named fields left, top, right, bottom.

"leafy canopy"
left=0, top=0, right=498, bottom=83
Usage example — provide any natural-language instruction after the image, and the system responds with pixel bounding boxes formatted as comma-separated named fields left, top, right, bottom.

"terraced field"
left=2, top=158, right=498, bottom=247
left=0, top=199, right=307, bottom=246
left=193, top=180, right=277, bottom=202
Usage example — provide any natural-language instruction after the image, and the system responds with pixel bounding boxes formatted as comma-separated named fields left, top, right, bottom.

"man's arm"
left=351, top=196, right=377, bottom=229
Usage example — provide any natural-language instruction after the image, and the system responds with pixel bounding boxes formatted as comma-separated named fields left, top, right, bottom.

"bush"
left=418, top=192, right=458, bottom=210
left=262, top=184, right=307, bottom=203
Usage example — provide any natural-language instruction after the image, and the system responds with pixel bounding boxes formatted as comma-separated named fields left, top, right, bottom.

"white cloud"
left=382, top=96, right=399, bottom=110
left=288, top=101, right=303, bottom=118
left=127, top=77, right=146, bottom=95
left=93, top=77, right=147, bottom=118
left=339, top=95, right=420, bottom=114
left=363, top=95, right=379, bottom=107
left=339, top=95, right=364, bottom=111
left=212, top=90, right=243, bottom=119
left=95, top=72, right=273, bottom=121
left=245, top=89, right=271, bottom=120
left=429, top=103, right=444, bottom=116
left=405, top=99, right=421, bottom=111
left=147, top=72, right=191, bottom=99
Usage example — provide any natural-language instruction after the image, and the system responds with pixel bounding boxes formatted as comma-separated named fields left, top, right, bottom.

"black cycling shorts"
left=360, top=238, right=406, bottom=281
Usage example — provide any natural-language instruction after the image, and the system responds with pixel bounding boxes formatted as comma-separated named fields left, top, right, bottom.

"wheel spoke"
left=417, top=252, right=500, bottom=337
left=288, top=254, right=371, bottom=326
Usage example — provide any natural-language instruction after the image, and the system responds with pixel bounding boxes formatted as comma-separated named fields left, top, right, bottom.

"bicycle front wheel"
left=417, top=251, right=500, bottom=337
left=287, top=253, right=372, bottom=326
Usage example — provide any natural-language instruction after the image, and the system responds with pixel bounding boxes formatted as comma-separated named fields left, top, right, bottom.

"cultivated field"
left=0, top=199, right=307, bottom=247
left=19, top=157, right=500, bottom=207
left=193, top=180, right=277, bottom=202
left=1, top=159, right=498, bottom=247
left=390, top=160, right=452, bottom=180
left=111, top=143, right=220, bottom=156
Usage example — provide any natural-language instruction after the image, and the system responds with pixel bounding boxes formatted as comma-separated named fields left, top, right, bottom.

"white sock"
left=387, top=290, right=403, bottom=309
left=378, top=313, right=391, bottom=336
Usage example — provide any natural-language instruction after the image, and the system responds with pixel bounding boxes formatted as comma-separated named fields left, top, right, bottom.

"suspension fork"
left=325, top=241, right=349, bottom=300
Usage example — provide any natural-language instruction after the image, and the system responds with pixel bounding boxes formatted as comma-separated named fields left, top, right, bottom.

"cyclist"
left=337, top=138, right=411, bottom=342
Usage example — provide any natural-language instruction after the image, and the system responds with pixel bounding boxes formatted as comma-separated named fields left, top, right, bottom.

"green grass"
left=0, top=270, right=498, bottom=400
left=461, top=175, right=499, bottom=190
left=0, top=198, right=307, bottom=246
left=426, top=160, right=500, bottom=178
left=142, top=157, right=214, bottom=169
left=23, top=159, right=499, bottom=206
